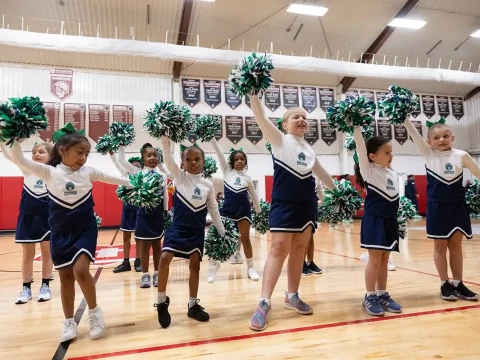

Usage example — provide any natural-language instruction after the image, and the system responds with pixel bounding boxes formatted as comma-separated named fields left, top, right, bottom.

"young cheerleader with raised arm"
left=404, top=117, right=480, bottom=301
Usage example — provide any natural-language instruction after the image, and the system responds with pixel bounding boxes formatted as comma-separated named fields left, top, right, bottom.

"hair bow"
left=180, top=142, right=199, bottom=152
left=425, top=117, right=446, bottom=128
left=52, top=122, right=85, bottom=143
left=229, top=147, right=243, bottom=153
left=128, top=156, right=141, bottom=164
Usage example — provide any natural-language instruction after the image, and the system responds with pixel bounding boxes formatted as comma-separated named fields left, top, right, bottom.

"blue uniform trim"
left=273, top=157, right=312, bottom=179
left=176, top=191, right=208, bottom=212
left=48, top=189, right=92, bottom=209
left=366, top=183, right=399, bottom=202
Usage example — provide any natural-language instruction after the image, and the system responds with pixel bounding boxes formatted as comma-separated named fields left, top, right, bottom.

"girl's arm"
left=247, top=181, right=261, bottom=213
left=211, top=138, right=229, bottom=174
left=206, top=186, right=225, bottom=235
left=157, top=163, right=174, bottom=180
left=89, top=167, right=131, bottom=186
left=403, top=118, right=431, bottom=157
left=118, top=146, right=141, bottom=174
left=9, top=141, right=51, bottom=182
left=162, top=175, right=169, bottom=211
left=160, top=136, right=182, bottom=180
left=353, top=126, right=372, bottom=182
left=312, top=159, right=337, bottom=191
left=1, top=142, right=29, bottom=175
left=110, top=153, right=129, bottom=177
left=462, top=152, right=480, bottom=180
left=250, top=95, right=283, bottom=148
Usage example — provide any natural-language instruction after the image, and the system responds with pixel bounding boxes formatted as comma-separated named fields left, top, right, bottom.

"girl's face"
left=233, top=152, right=246, bottom=171
left=182, top=148, right=204, bottom=175
left=284, top=109, right=308, bottom=137
left=142, top=148, right=158, bottom=168
left=60, top=141, right=90, bottom=171
left=427, top=127, right=454, bottom=151
left=32, top=145, right=50, bottom=164
left=368, top=143, right=393, bottom=168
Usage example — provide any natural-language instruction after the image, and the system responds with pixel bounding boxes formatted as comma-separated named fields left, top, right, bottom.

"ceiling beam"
left=339, top=0, right=420, bottom=93
left=465, top=87, right=480, bottom=101
left=173, top=0, right=194, bottom=81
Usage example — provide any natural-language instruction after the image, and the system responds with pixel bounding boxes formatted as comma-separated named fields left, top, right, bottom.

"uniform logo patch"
left=192, top=187, right=202, bottom=200
left=235, top=177, right=241, bottom=185
left=444, top=163, right=454, bottom=174
left=64, top=181, right=77, bottom=195
left=297, top=152, right=307, bottom=166
left=34, top=179, right=44, bottom=189
left=386, top=178, right=395, bottom=191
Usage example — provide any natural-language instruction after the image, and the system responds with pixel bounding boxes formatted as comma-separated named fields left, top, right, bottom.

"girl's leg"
left=141, top=240, right=151, bottom=273
left=238, top=220, right=259, bottom=280
left=448, top=231, right=478, bottom=300
left=363, top=249, right=385, bottom=316
left=21, top=243, right=36, bottom=283
left=38, top=241, right=53, bottom=301
left=376, top=251, right=402, bottom=313
left=187, top=252, right=209, bottom=322
left=58, top=266, right=78, bottom=341
left=156, top=251, right=174, bottom=328
left=305, top=235, right=314, bottom=263
left=152, top=239, right=161, bottom=271
left=433, top=239, right=449, bottom=281
left=114, top=232, right=133, bottom=273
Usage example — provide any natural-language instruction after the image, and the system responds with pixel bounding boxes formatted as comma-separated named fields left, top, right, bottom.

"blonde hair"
left=281, top=107, right=308, bottom=134
left=32, top=142, right=53, bottom=157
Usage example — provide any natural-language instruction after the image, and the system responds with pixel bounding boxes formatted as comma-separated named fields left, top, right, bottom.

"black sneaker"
left=453, top=281, right=479, bottom=301
left=307, top=261, right=323, bottom=274
left=440, top=281, right=458, bottom=301
left=134, top=258, right=142, bottom=272
left=302, top=262, right=312, bottom=276
left=154, top=297, right=171, bottom=328
left=187, top=300, right=210, bottom=322
left=113, top=261, right=131, bottom=273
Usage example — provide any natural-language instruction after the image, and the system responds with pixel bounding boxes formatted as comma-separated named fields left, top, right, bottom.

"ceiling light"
left=388, top=18, right=426, bottom=29
left=286, top=4, right=328, bottom=17
left=471, top=29, right=480, bottom=37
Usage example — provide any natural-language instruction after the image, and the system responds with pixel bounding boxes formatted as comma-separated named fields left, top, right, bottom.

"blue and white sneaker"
left=378, top=292, right=402, bottom=313
left=363, top=294, right=385, bottom=316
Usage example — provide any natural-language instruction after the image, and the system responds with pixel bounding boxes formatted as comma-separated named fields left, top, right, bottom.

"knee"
left=60, top=271, right=74, bottom=285
left=159, top=253, right=171, bottom=268
left=73, top=267, right=90, bottom=282
left=448, top=240, right=462, bottom=251
left=270, top=242, right=289, bottom=258
left=189, top=259, right=200, bottom=272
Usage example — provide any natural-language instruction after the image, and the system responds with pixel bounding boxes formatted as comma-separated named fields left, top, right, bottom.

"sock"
left=188, top=297, right=197, bottom=308
left=306, top=262, right=311, bottom=266
left=260, top=298, right=271, bottom=306
left=88, top=306, right=99, bottom=314
left=441, top=280, right=448, bottom=286
left=377, top=290, right=387, bottom=296
left=154, top=271, right=158, bottom=275
left=235, top=248, right=241, bottom=256
left=143, top=272, right=149, bottom=275
left=366, top=291, right=376, bottom=296
left=246, top=258, right=254, bottom=269
left=41, top=278, right=50, bottom=287
left=23, top=282, right=31, bottom=288
left=124, top=258, right=129, bottom=262
left=286, top=292, right=297, bottom=300
left=157, top=291, right=167, bottom=304
left=452, top=279, right=461, bottom=287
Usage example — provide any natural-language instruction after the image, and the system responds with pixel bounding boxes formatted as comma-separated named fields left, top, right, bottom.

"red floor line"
left=68, top=304, right=480, bottom=360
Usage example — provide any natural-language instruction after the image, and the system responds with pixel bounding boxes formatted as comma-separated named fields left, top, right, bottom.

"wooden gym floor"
left=1, top=219, right=480, bottom=360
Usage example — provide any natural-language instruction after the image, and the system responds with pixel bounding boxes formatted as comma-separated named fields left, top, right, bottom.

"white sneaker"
left=228, top=255, right=238, bottom=264
left=235, top=253, right=243, bottom=264
left=207, top=261, right=220, bottom=283
left=61, top=318, right=78, bottom=342
left=359, top=252, right=369, bottom=264
left=387, top=261, right=396, bottom=271
left=38, top=284, right=51, bottom=302
left=247, top=268, right=260, bottom=281
left=16, top=286, right=32, bottom=304
left=87, top=307, right=105, bottom=340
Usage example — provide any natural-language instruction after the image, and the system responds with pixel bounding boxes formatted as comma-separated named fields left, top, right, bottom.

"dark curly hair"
left=229, top=150, right=248, bottom=170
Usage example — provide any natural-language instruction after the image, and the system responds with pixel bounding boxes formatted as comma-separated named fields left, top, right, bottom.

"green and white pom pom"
left=128, top=156, right=141, bottom=164
left=326, top=96, right=375, bottom=134
left=398, top=196, right=417, bottom=220
left=228, top=52, right=274, bottom=96
left=195, top=115, right=221, bottom=143
left=265, top=142, right=272, bottom=154
left=164, top=209, right=174, bottom=230
left=203, top=156, right=218, bottom=179
left=217, top=199, right=224, bottom=210
left=397, top=215, right=407, bottom=239
left=95, top=134, right=116, bottom=155
left=251, top=199, right=270, bottom=235
left=317, top=179, right=363, bottom=226
left=94, top=213, right=102, bottom=228
left=205, top=217, right=240, bottom=262
left=0, top=96, right=48, bottom=145
left=116, top=172, right=164, bottom=210
left=378, top=85, right=420, bottom=124
left=156, top=148, right=164, bottom=163
left=344, top=126, right=375, bottom=152
left=466, top=180, right=480, bottom=214
left=109, top=122, right=135, bottom=147
left=144, top=101, right=193, bottom=143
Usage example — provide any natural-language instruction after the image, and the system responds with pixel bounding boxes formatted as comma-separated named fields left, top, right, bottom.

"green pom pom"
left=265, top=142, right=272, bottom=154
left=326, top=96, right=375, bottom=133
left=195, top=115, right=221, bottom=142
left=144, top=101, right=193, bottom=143
left=164, top=209, right=173, bottom=230
left=156, top=148, right=164, bottom=163
left=94, top=213, right=102, bottom=228
left=204, top=156, right=218, bottom=179
left=217, top=199, right=224, bottom=210
left=251, top=199, right=270, bottom=234
left=128, top=156, right=142, bottom=164
left=318, top=180, right=363, bottom=226
left=0, top=97, right=48, bottom=144
left=228, top=53, right=274, bottom=96
left=116, top=172, right=164, bottom=210
left=95, top=134, right=116, bottom=155
left=378, top=85, right=420, bottom=124
left=205, top=217, right=240, bottom=262
left=344, top=126, right=375, bottom=151
left=466, top=180, right=480, bottom=214
left=398, top=196, right=417, bottom=220
left=397, top=215, right=407, bottom=239
left=109, top=122, right=135, bottom=147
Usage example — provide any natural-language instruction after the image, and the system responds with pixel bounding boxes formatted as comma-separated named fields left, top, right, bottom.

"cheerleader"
left=249, top=95, right=337, bottom=331
left=404, top=117, right=480, bottom=301
left=155, top=136, right=225, bottom=328
left=8, top=130, right=132, bottom=342
left=1, top=142, right=54, bottom=304
left=117, top=144, right=168, bottom=288
left=208, top=138, right=261, bottom=283
left=353, top=126, right=402, bottom=316
left=109, top=152, right=142, bottom=273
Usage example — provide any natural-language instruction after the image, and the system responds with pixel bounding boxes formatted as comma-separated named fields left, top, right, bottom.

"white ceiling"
left=0, top=0, right=479, bottom=95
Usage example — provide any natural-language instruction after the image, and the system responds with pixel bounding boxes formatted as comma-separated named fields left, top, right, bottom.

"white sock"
left=188, top=297, right=197, bottom=308
left=88, top=305, right=99, bottom=314
left=286, top=292, right=297, bottom=300
left=260, top=298, right=271, bottom=306
left=452, top=279, right=461, bottom=287
left=441, top=280, right=448, bottom=286
left=157, top=291, right=166, bottom=304
left=154, top=271, right=158, bottom=275
left=235, top=248, right=241, bottom=256
left=366, top=291, right=376, bottom=296
left=143, top=272, right=149, bottom=276
left=246, top=258, right=254, bottom=269
left=377, top=290, right=387, bottom=296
